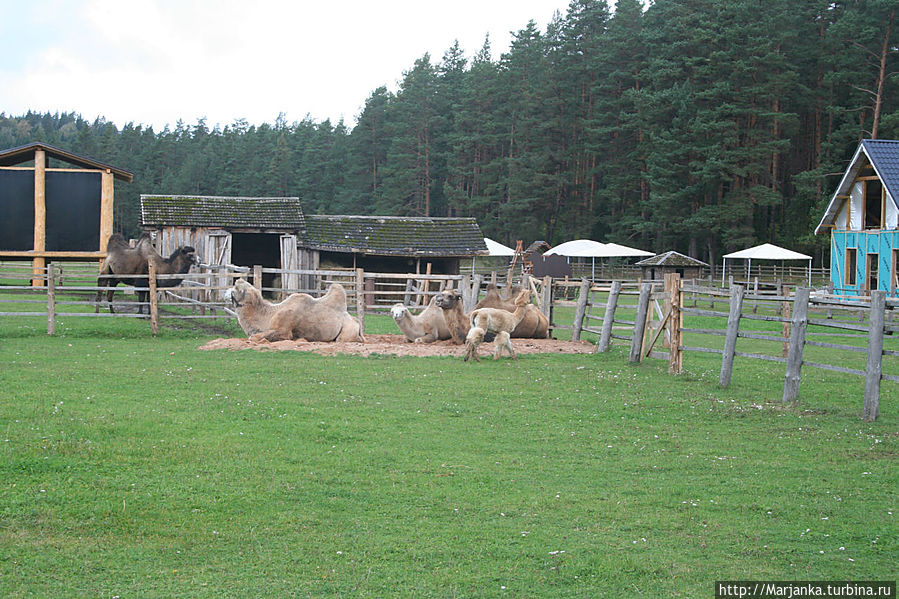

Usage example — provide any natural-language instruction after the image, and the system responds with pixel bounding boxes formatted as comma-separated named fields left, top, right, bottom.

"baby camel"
left=464, top=289, right=531, bottom=362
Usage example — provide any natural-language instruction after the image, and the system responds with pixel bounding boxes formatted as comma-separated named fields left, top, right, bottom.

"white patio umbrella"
left=546, top=239, right=653, bottom=278
left=473, top=237, right=517, bottom=273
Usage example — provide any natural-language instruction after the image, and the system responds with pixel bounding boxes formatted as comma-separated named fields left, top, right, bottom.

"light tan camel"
left=226, top=279, right=364, bottom=343
left=390, top=296, right=451, bottom=343
left=475, top=284, right=549, bottom=338
left=464, top=289, right=532, bottom=361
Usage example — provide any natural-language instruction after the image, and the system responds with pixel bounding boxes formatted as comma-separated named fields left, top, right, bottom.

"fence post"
left=148, top=259, right=159, bottom=335
left=471, top=274, right=482, bottom=308
left=629, top=283, right=652, bottom=363
left=461, top=273, right=473, bottom=313
left=666, top=273, right=682, bottom=374
left=719, top=284, right=745, bottom=387
left=47, top=263, right=56, bottom=336
left=597, top=281, right=621, bottom=352
left=863, top=290, right=886, bottom=421
left=781, top=283, right=791, bottom=358
left=541, top=276, right=552, bottom=319
left=782, top=287, right=810, bottom=403
left=355, top=268, right=365, bottom=334
left=252, top=265, right=263, bottom=290
left=572, top=278, right=591, bottom=342
left=403, top=279, right=414, bottom=306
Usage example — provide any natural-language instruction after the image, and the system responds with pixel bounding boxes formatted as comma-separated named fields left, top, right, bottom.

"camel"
left=433, top=289, right=470, bottom=344
left=475, top=284, right=549, bottom=338
left=95, top=233, right=198, bottom=314
left=225, top=279, right=365, bottom=343
left=464, top=289, right=532, bottom=362
left=390, top=296, right=451, bottom=343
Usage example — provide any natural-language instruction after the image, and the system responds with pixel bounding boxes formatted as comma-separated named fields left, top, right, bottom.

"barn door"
left=280, top=234, right=299, bottom=293
left=204, top=232, right=231, bottom=299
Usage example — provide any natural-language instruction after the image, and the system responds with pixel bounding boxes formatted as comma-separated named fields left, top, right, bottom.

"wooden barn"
left=636, top=251, right=709, bottom=281
left=140, top=195, right=305, bottom=290
left=300, top=214, right=488, bottom=274
left=815, top=139, right=899, bottom=296
left=0, top=142, right=134, bottom=283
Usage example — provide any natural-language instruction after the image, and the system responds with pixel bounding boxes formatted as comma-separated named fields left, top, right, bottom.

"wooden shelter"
left=636, top=251, right=709, bottom=281
left=140, top=195, right=305, bottom=291
left=0, top=142, right=134, bottom=284
left=300, top=214, right=488, bottom=274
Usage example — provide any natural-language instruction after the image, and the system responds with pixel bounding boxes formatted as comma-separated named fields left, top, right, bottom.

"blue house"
left=816, top=139, right=899, bottom=296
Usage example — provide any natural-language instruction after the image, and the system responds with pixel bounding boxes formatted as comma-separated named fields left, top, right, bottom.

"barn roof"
left=0, top=142, right=134, bottom=182
left=636, top=251, right=709, bottom=268
left=141, top=195, right=305, bottom=230
left=815, top=139, right=899, bottom=234
left=302, top=214, right=488, bottom=257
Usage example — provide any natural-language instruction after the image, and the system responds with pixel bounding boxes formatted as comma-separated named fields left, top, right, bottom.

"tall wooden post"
left=571, top=278, right=591, bottom=342
left=863, top=290, right=886, bottom=421
left=355, top=268, right=365, bottom=334
left=719, top=284, right=745, bottom=387
left=32, top=148, right=46, bottom=287
left=597, top=281, right=621, bottom=353
left=629, top=283, right=652, bottom=363
left=148, top=259, right=159, bottom=335
left=782, top=287, right=810, bottom=403
left=99, top=170, right=114, bottom=253
left=666, top=273, right=682, bottom=374
left=47, top=263, right=56, bottom=335
left=252, top=265, right=263, bottom=290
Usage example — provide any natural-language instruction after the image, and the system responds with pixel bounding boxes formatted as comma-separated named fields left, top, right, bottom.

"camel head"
left=181, top=246, right=200, bottom=265
left=513, top=289, right=531, bottom=307
left=390, top=304, right=409, bottom=321
left=225, top=278, right=256, bottom=308
left=434, top=290, right=462, bottom=310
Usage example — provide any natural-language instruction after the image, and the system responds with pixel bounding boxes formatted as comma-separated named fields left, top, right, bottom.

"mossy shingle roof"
left=303, top=215, right=488, bottom=257
left=635, top=251, right=709, bottom=267
left=141, top=195, right=304, bottom=230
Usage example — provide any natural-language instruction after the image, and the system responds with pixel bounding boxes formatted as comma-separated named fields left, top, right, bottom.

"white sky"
left=2, top=0, right=567, bottom=132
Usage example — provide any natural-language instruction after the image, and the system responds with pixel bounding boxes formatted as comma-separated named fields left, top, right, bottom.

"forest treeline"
left=1, top=0, right=897, bottom=267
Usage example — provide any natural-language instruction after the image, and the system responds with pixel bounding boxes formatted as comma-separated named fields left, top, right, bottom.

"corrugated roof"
left=141, top=195, right=304, bottom=230
left=635, top=251, right=709, bottom=267
left=815, top=139, right=899, bottom=234
left=302, top=214, right=488, bottom=257
left=0, top=142, right=134, bottom=182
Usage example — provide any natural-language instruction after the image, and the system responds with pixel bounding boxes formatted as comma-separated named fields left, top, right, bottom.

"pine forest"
left=2, top=0, right=897, bottom=268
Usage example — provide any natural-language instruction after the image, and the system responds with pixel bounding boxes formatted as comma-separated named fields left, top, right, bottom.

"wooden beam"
left=100, top=170, right=114, bottom=252
left=32, top=148, right=46, bottom=286
left=0, top=250, right=106, bottom=258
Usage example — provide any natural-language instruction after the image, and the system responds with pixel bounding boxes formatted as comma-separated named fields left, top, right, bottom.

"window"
left=846, top=248, right=857, bottom=286
left=865, top=180, right=883, bottom=229
left=867, top=252, right=879, bottom=292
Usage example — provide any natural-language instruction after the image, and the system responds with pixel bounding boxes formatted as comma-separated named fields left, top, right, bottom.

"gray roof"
left=141, top=195, right=304, bottom=230
left=636, top=251, right=709, bottom=268
left=302, top=214, right=488, bottom=257
left=815, top=139, right=899, bottom=234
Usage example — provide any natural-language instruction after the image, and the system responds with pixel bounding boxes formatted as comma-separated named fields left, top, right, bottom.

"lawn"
left=0, top=312, right=896, bottom=598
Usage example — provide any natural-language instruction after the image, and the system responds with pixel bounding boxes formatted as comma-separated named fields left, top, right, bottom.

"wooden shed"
left=0, top=142, right=134, bottom=283
left=140, top=195, right=305, bottom=291
left=300, top=215, right=488, bottom=275
left=636, top=251, right=709, bottom=281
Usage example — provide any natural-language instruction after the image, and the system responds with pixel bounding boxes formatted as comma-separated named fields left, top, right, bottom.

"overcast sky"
left=2, top=0, right=567, bottom=132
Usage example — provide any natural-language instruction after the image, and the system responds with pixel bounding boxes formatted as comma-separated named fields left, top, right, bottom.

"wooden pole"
left=666, top=273, right=682, bottom=374
left=781, top=284, right=791, bottom=358
left=597, top=281, right=621, bottom=353
left=782, top=287, right=810, bottom=403
left=99, top=170, right=114, bottom=254
left=32, top=148, right=46, bottom=287
left=541, top=275, right=552, bottom=319
left=252, top=265, right=263, bottom=290
left=863, top=290, right=885, bottom=421
left=148, top=259, right=159, bottom=335
left=47, top=263, right=56, bottom=336
left=629, top=283, right=652, bottom=363
left=461, top=273, right=473, bottom=313
left=355, top=268, right=365, bottom=334
left=571, top=278, right=591, bottom=342
left=719, top=284, right=745, bottom=387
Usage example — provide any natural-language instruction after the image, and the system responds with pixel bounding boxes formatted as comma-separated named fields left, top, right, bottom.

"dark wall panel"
left=45, top=171, right=101, bottom=251
left=0, top=170, right=36, bottom=250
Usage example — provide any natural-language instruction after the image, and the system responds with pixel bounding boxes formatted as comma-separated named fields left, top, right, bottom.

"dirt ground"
left=199, top=334, right=596, bottom=358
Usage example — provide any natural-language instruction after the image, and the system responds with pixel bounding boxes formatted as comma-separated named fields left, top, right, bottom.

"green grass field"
left=1, top=308, right=896, bottom=598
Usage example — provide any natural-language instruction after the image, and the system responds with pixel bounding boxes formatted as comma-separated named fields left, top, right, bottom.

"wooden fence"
left=567, top=273, right=895, bottom=421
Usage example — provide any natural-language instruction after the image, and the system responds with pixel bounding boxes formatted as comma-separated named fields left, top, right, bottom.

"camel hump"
left=322, top=283, right=348, bottom=305
left=106, top=233, right=130, bottom=251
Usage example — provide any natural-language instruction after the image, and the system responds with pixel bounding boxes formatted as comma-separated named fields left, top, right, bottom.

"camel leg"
left=494, top=332, right=514, bottom=360
left=464, top=328, right=484, bottom=362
